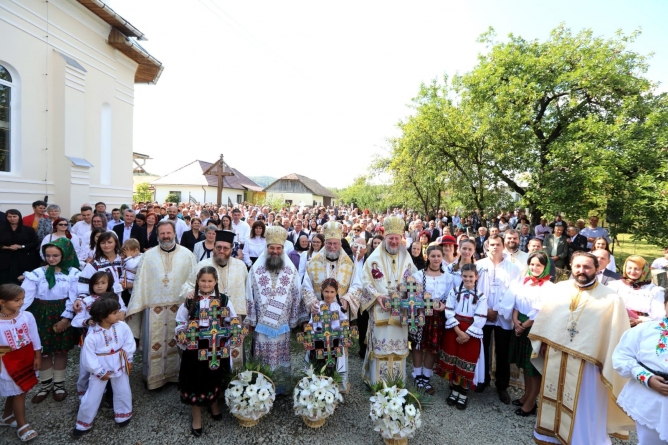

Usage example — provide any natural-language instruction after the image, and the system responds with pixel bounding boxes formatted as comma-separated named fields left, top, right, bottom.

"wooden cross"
left=339, top=320, right=359, bottom=348
left=422, top=291, right=434, bottom=316
left=297, top=324, right=315, bottom=349
left=199, top=320, right=223, bottom=370
left=398, top=276, right=426, bottom=333
left=202, top=154, right=235, bottom=206
left=388, top=290, right=402, bottom=317
left=226, top=317, right=245, bottom=347
left=182, top=320, right=200, bottom=350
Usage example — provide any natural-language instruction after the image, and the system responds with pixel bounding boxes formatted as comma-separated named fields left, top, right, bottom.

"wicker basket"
left=383, top=438, right=408, bottom=445
left=234, top=414, right=260, bottom=428
left=302, top=416, right=326, bottom=429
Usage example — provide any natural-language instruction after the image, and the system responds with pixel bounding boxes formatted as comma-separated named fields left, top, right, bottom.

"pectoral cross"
left=163, top=275, right=169, bottom=286
left=567, top=322, right=579, bottom=342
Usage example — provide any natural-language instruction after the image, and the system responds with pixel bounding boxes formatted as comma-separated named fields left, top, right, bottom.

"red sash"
left=1, top=345, right=38, bottom=392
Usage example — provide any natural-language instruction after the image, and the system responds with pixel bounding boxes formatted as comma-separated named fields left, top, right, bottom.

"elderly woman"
left=193, top=225, right=217, bottom=262
left=37, top=204, right=65, bottom=243
left=607, top=255, right=665, bottom=325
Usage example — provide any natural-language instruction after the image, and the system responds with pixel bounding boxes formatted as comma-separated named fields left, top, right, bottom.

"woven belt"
left=639, top=361, right=668, bottom=380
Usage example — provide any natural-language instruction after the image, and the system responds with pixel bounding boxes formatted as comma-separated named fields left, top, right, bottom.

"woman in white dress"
left=612, top=292, right=668, bottom=444
left=243, top=221, right=267, bottom=268
left=40, top=218, right=83, bottom=264
left=608, top=255, right=665, bottom=325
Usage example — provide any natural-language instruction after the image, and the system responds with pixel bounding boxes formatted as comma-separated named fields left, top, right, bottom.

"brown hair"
left=0, top=284, right=24, bottom=302
left=251, top=221, right=266, bottom=238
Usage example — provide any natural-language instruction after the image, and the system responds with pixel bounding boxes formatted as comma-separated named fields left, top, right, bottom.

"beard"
left=213, top=253, right=229, bottom=267
left=506, top=241, right=518, bottom=251
left=266, top=254, right=284, bottom=273
left=325, top=249, right=339, bottom=261
left=384, top=241, right=400, bottom=255
left=159, top=238, right=176, bottom=250
left=575, top=272, right=596, bottom=285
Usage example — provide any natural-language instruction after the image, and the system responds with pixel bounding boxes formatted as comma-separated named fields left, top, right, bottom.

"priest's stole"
left=536, top=345, right=584, bottom=444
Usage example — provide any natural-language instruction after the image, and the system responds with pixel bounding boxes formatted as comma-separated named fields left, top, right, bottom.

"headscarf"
left=622, top=255, right=652, bottom=289
left=42, top=237, right=80, bottom=289
left=523, top=254, right=551, bottom=286
left=52, top=217, right=72, bottom=239
left=408, top=241, right=426, bottom=271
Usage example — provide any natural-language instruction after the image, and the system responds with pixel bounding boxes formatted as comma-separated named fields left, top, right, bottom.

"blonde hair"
left=121, top=238, right=140, bottom=252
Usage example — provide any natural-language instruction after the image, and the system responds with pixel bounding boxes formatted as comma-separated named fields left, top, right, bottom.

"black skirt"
left=178, top=345, right=230, bottom=406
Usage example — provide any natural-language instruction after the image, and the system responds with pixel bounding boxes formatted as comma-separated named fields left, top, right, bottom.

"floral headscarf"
left=622, top=255, right=652, bottom=290
left=523, top=253, right=552, bottom=286
left=42, top=237, right=80, bottom=289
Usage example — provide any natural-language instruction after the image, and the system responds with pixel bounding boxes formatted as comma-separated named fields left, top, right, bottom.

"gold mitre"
left=322, top=221, right=343, bottom=240
left=383, top=216, right=405, bottom=235
left=266, top=226, right=287, bottom=246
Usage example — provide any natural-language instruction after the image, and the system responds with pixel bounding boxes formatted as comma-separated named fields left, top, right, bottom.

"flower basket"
left=293, top=366, right=343, bottom=428
left=369, top=381, right=422, bottom=443
left=225, top=370, right=276, bottom=427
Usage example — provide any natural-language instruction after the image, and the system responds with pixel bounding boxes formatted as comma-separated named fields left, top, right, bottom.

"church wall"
left=0, top=0, right=138, bottom=217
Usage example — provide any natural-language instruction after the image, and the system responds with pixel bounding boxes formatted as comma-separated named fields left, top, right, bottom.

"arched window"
left=0, top=64, right=12, bottom=172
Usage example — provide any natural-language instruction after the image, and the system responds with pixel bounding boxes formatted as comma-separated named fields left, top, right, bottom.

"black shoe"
left=191, top=425, right=202, bottom=437
left=72, top=428, right=91, bottom=438
left=118, top=418, right=131, bottom=428
left=208, top=404, right=223, bottom=421
left=498, top=389, right=511, bottom=405
left=512, top=399, right=524, bottom=407
left=446, top=390, right=459, bottom=407
left=515, top=405, right=537, bottom=417
left=455, top=394, right=468, bottom=410
left=474, top=383, right=488, bottom=393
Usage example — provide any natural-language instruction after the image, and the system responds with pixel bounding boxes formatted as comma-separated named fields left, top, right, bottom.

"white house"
left=151, top=159, right=263, bottom=205
left=0, top=0, right=162, bottom=216
left=264, top=173, right=336, bottom=207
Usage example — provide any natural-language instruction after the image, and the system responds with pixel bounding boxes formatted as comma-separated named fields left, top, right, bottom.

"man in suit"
left=408, top=220, right=424, bottom=243
left=566, top=225, right=589, bottom=265
left=427, top=220, right=441, bottom=243
left=569, top=249, right=621, bottom=286
left=475, top=226, right=488, bottom=259
left=542, top=222, right=569, bottom=269
left=113, top=209, right=147, bottom=251
left=287, top=219, right=307, bottom=245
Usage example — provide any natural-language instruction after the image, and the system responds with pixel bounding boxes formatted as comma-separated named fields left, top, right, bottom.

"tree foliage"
left=133, top=182, right=153, bottom=203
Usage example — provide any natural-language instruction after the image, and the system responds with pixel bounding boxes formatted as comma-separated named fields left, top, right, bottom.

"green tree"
left=133, top=182, right=153, bottom=203
left=165, top=193, right=180, bottom=204
left=337, top=175, right=392, bottom=211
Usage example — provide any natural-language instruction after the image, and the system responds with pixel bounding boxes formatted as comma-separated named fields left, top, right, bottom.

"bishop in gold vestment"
left=529, top=279, right=633, bottom=445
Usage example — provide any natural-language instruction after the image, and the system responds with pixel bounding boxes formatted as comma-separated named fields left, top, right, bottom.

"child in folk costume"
left=440, top=263, right=488, bottom=410
left=0, top=284, right=41, bottom=442
left=410, top=245, right=453, bottom=395
left=20, top=237, right=80, bottom=404
left=73, top=295, right=135, bottom=437
left=508, top=251, right=554, bottom=417
left=120, top=238, right=142, bottom=307
left=175, top=266, right=237, bottom=437
left=78, top=231, right=124, bottom=299
left=72, top=271, right=127, bottom=400
left=613, top=290, right=668, bottom=444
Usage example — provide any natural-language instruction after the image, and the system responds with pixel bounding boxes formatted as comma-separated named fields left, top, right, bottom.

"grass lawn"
left=611, top=232, right=664, bottom=268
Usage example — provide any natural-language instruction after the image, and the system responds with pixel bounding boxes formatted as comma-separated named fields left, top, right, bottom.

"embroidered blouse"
left=21, top=267, right=80, bottom=318
left=413, top=270, right=453, bottom=301
left=443, top=287, right=488, bottom=339
left=607, top=281, right=666, bottom=321
left=81, top=322, right=135, bottom=379
left=510, top=280, right=554, bottom=321
left=0, top=311, right=41, bottom=352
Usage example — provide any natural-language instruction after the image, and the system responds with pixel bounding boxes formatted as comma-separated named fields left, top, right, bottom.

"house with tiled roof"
left=264, top=173, right=337, bottom=207
left=151, top=160, right=263, bottom=204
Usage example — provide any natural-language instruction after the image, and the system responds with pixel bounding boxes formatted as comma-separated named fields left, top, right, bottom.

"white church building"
left=0, top=0, right=162, bottom=216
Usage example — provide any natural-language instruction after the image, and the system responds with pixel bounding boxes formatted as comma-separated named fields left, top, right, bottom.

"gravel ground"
left=1, top=342, right=637, bottom=445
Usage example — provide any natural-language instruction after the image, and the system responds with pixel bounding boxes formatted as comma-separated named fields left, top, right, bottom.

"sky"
left=111, top=0, right=668, bottom=188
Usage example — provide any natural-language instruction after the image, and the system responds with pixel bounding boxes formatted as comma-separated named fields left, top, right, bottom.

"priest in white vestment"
left=361, top=216, right=418, bottom=384
left=302, top=221, right=362, bottom=391
left=245, top=226, right=303, bottom=393
left=181, top=229, right=248, bottom=367
left=529, top=252, right=633, bottom=445
left=127, top=220, right=196, bottom=390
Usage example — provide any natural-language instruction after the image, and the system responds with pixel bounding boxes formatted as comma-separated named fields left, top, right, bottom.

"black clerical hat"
left=215, top=230, right=235, bottom=245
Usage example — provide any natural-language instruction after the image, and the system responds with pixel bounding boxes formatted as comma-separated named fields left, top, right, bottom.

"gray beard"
left=266, top=255, right=284, bottom=273
left=384, top=243, right=399, bottom=255
left=325, top=250, right=339, bottom=261
left=213, top=255, right=229, bottom=267
left=159, top=240, right=176, bottom=250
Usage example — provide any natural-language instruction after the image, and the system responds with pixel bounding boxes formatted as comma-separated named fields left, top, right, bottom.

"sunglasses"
left=57, top=223, right=68, bottom=227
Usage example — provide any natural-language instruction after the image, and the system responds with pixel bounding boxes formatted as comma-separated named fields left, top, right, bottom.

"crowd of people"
left=0, top=200, right=667, bottom=444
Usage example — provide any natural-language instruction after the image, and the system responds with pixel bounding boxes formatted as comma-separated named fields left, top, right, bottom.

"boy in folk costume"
left=74, top=295, right=135, bottom=437
left=440, top=263, right=488, bottom=410
left=120, top=238, right=142, bottom=307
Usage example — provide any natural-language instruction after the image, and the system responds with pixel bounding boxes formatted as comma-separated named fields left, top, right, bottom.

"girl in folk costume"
left=72, top=271, right=127, bottom=400
left=78, top=232, right=124, bottom=299
left=175, top=266, right=236, bottom=437
left=613, top=291, right=668, bottom=444
left=607, top=255, right=666, bottom=325
left=20, top=237, right=80, bottom=404
left=439, top=263, right=488, bottom=410
left=0, top=284, right=41, bottom=442
left=410, top=245, right=453, bottom=395
left=73, top=295, right=135, bottom=437
left=507, top=251, right=554, bottom=417
left=83, top=228, right=106, bottom=266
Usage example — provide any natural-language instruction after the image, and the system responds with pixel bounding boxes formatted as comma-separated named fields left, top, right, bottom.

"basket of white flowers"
left=225, top=363, right=276, bottom=427
left=293, top=365, right=344, bottom=428
left=368, top=377, right=423, bottom=445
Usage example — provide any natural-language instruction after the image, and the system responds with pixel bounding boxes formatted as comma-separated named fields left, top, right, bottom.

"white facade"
left=0, top=0, right=161, bottom=216
left=153, top=185, right=250, bottom=206
left=265, top=192, right=325, bottom=206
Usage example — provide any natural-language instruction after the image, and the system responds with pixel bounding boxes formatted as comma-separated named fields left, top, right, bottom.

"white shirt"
left=122, top=224, right=132, bottom=244
left=231, top=220, right=251, bottom=245
left=243, top=237, right=267, bottom=267
left=651, top=257, right=668, bottom=270
left=476, top=257, right=521, bottom=329
left=606, top=281, right=666, bottom=321
left=504, top=249, right=529, bottom=276
left=163, top=216, right=187, bottom=243
left=579, top=226, right=610, bottom=249
left=71, top=220, right=91, bottom=239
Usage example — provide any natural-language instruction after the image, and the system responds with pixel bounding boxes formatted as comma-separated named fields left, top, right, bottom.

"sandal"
left=52, top=382, right=68, bottom=402
left=422, top=378, right=435, bottom=395
left=31, top=382, right=52, bottom=404
left=456, top=394, right=468, bottom=410
left=446, top=390, right=459, bottom=407
left=0, top=414, right=17, bottom=428
left=17, top=424, right=37, bottom=442
left=414, top=375, right=425, bottom=391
